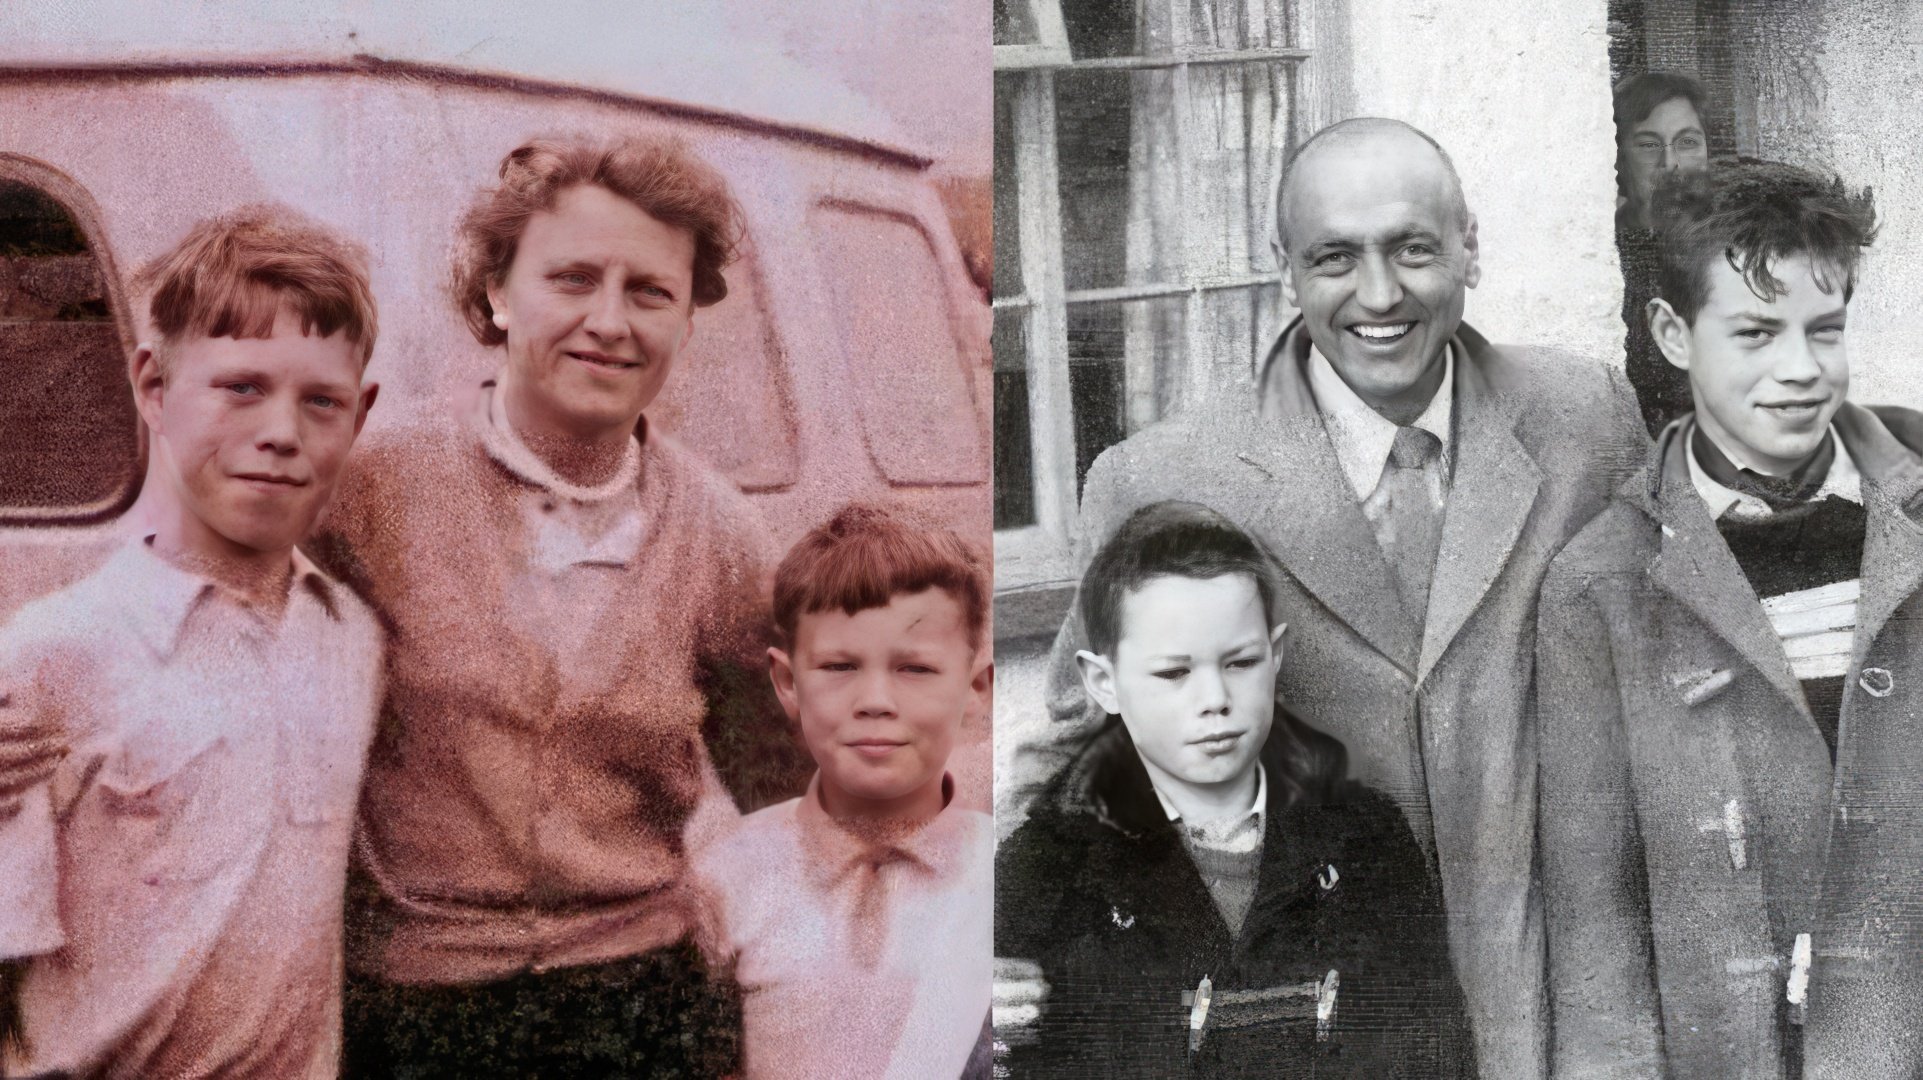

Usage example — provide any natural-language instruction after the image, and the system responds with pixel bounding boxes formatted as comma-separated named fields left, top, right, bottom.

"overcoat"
left=996, top=719, right=1474, bottom=1078
left=1026, top=318, right=1648, bottom=1078
left=1538, top=404, right=1923, bottom=1078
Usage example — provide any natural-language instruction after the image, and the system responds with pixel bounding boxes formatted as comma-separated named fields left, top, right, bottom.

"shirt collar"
left=1307, top=343, right=1455, bottom=501
left=113, top=536, right=339, bottom=658
left=795, top=771, right=971, bottom=884
left=479, top=371, right=642, bottom=504
left=1147, top=762, right=1267, bottom=835
left=1685, top=418, right=1862, bottom=521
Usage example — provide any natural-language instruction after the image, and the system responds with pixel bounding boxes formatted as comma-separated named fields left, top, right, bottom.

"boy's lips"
left=1188, top=729, right=1246, bottom=755
left=847, top=737, right=909, bottom=760
left=232, top=471, right=308, bottom=489
left=1760, top=396, right=1828, bottom=420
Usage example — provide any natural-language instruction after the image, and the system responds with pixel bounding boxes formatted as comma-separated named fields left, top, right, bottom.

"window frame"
left=0, top=153, right=144, bottom=527
left=991, top=0, right=1343, bottom=639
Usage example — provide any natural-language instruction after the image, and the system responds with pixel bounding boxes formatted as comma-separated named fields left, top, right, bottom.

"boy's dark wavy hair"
left=1079, top=501, right=1347, bottom=801
left=1652, top=156, right=1878, bottom=325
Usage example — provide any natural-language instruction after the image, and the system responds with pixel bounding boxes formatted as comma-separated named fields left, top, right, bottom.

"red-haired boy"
left=695, top=504, right=994, bottom=1079
left=0, top=206, right=382, bottom=1078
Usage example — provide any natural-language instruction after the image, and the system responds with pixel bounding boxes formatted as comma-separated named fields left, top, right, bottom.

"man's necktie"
left=1365, top=426, right=1446, bottom=622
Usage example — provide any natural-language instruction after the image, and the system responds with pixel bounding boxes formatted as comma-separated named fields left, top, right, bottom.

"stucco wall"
left=1343, top=0, right=1625, bottom=367
left=1804, top=0, right=1923, bottom=410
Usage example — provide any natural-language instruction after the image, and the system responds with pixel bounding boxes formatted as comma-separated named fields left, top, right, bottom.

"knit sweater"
left=312, top=379, right=811, bottom=985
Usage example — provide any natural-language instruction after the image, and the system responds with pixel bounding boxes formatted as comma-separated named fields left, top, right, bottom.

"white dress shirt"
left=1307, top=344, right=1456, bottom=502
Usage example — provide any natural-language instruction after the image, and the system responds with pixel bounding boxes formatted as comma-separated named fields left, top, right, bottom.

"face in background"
left=1280, top=127, right=1480, bottom=423
left=771, top=587, right=991, bottom=821
left=1077, top=573, right=1286, bottom=815
left=132, top=306, right=376, bottom=563
left=1621, top=96, right=1709, bottom=226
left=1651, top=252, right=1849, bottom=474
left=487, top=183, right=697, bottom=447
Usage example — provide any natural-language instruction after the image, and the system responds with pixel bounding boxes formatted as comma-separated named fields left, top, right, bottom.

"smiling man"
left=1539, top=158, right=1923, bottom=1078
left=1022, top=117, right=1647, bottom=1079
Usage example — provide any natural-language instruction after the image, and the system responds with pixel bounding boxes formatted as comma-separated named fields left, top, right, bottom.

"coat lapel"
left=1418, top=331, right=1541, bottom=680
left=1835, top=404, right=1923, bottom=658
left=1249, top=324, right=1421, bottom=670
left=1640, top=423, right=1813, bottom=721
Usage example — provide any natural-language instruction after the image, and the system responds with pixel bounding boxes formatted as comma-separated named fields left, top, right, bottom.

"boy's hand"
left=993, top=957, right=1048, bottom=1048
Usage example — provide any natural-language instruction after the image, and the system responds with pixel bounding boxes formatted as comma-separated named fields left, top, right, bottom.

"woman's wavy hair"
left=452, top=134, right=745, bottom=347
left=1651, top=156, right=1878, bottom=325
left=1079, top=501, right=1348, bottom=801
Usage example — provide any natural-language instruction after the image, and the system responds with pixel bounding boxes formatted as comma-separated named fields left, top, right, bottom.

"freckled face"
left=774, top=589, right=988, bottom=817
left=487, top=183, right=697, bottom=444
left=141, top=308, right=370, bottom=557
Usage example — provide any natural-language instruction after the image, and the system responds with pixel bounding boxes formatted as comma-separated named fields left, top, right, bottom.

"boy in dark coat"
left=1539, top=158, right=1923, bottom=1078
left=995, top=501, right=1473, bottom=1077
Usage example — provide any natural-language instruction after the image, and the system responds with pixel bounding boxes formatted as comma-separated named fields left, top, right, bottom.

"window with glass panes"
left=0, top=159, right=140, bottom=526
left=992, top=0, right=1344, bottom=636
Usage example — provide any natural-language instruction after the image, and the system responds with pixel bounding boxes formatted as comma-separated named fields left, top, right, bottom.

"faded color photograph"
left=993, top=0, right=1923, bottom=1077
left=0, top=3, right=990, bottom=1078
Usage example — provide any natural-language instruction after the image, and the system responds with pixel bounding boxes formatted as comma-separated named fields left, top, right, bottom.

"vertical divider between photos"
left=1012, top=68, right=1079, bottom=549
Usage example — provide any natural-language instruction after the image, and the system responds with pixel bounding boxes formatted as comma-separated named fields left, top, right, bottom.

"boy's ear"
left=1075, top=650, right=1122, bottom=717
left=1269, top=621, right=1289, bottom=661
left=767, top=646, right=800, bottom=726
left=131, top=344, right=166, bottom=431
left=354, top=381, right=381, bottom=439
left=968, top=653, right=994, bottom=719
left=1648, top=297, right=1693, bottom=373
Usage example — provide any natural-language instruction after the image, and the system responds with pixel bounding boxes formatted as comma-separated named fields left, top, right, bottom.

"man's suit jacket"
left=1537, top=403, right=1923, bottom=1079
left=1027, top=318, right=1647, bottom=1079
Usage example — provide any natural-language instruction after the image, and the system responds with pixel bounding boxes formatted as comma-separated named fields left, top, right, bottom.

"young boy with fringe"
left=0, top=206, right=383, bottom=1078
left=695, top=504, right=995, bottom=1080
left=994, top=501, right=1472, bottom=1078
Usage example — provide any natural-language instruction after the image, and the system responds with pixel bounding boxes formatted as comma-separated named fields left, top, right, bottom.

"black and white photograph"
left=992, top=0, right=1923, bottom=1076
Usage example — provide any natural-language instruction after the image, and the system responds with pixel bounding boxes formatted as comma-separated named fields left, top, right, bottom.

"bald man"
left=1016, top=118, right=1648, bottom=1078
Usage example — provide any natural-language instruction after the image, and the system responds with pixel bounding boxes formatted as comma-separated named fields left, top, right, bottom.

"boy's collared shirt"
left=1686, top=421, right=1864, bottom=521
left=0, top=536, right=382, bottom=1079
left=1307, top=344, right=1457, bottom=502
left=696, top=772, right=991, bottom=1080
left=1147, top=762, right=1268, bottom=855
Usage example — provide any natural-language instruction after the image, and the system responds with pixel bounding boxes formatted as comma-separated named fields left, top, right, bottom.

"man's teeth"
left=1352, top=323, right=1413, bottom=340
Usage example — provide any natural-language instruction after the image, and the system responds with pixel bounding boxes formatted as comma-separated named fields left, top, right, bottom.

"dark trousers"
left=340, top=939, right=741, bottom=1079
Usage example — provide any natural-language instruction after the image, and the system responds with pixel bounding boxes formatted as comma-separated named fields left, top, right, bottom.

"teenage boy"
left=0, top=207, right=383, bottom=1078
left=1539, top=158, right=1922, bottom=1078
left=996, top=501, right=1472, bottom=1078
left=694, top=504, right=994, bottom=1080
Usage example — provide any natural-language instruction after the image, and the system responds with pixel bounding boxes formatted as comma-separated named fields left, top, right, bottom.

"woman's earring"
left=492, top=311, right=509, bottom=331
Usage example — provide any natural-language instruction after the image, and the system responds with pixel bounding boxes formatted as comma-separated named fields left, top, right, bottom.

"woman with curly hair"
left=319, top=134, right=810, bottom=1077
